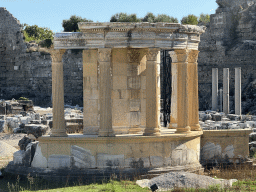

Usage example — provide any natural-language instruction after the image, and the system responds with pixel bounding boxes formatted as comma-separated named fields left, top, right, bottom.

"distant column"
left=219, top=89, right=223, bottom=112
left=212, top=68, right=218, bottom=111
left=50, top=49, right=67, bottom=137
left=235, top=67, right=241, bottom=115
left=143, top=48, right=161, bottom=136
left=98, top=48, right=115, bottom=137
left=223, top=68, right=229, bottom=115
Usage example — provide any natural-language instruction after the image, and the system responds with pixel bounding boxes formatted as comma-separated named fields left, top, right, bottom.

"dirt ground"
left=0, top=133, right=26, bottom=168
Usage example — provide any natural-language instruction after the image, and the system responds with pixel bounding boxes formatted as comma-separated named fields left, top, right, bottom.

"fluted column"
left=143, top=48, right=161, bottom=136
left=174, top=49, right=191, bottom=133
left=188, top=50, right=201, bottom=131
left=98, top=48, right=115, bottom=137
left=50, top=49, right=67, bottom=137
left=212, top=68, right=218, bottom=111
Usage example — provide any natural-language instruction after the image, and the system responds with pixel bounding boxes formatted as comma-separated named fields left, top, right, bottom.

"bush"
left=62, top=15, right=93, bottom=32
left=181, top=14, right=198, bottom=25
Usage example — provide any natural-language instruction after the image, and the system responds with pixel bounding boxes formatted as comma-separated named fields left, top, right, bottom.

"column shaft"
left=212, top=68, right=218, bottom=111
left=223, top=68, right=229, bottom=114
left=235, top=67, right=241, bottom=115
left=98, top=48, right=114, bottom=137
left=175, top=50, right=191, bottom=133
left=143, top=48, right=160, bottom=136
left=50, top=49, right=67, bottom=137
left=188, top=50, right=201, bottom=131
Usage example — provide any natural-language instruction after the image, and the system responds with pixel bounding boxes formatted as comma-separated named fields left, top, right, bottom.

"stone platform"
left=5, top=129, right=203, bottom=181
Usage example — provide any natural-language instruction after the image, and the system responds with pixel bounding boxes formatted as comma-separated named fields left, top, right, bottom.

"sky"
left=1, top=0, right=218, bottom=33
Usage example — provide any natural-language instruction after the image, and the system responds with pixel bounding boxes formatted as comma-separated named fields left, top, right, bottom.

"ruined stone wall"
left=0, top=8, right=83, bottom=107
left=198, top=0, right=256, bottom=114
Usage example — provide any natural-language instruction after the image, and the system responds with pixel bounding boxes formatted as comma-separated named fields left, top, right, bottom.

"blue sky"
left=1, top=0, right=218, bottom=33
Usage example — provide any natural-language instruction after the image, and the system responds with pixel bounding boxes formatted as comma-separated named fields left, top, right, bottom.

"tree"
left=199, top=13, right=210, bottom=25
left=62, top=15, right=93, bottom=32
left=154, top=14, right=178, bottom=23
left=110, top=13, right=141, bottom=22
left=142, top=12, right=155, bottom=23
left=23, top=25, right=53, bottom=40
left=181, top=14, right=198, bottom=25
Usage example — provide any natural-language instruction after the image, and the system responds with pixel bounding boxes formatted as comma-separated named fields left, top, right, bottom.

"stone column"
left=212, top=68, right=218, bottom=111
left=98, top=48, right=115, bottom=137
left=235, top=67, right=241, bottom=115
left=223, top=68, right=229, bottom=115
left=219, top=89, right=223, bottom=112
left=50, top=49, right=67, bottom=137
left=175, top=49, right=191, bottom=133
left=143, top=48, right=161, bottom=136
left=168, top=51, right=177, bottom=129
left=188, top=50, right=201, bottom=131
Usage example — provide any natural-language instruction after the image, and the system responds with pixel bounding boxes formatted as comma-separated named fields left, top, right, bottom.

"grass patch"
left=2, top=163, right=256, bottom=191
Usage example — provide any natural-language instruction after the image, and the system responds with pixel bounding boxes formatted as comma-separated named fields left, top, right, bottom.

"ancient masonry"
left=0, top=7, right=83, bottom=107
left=198, top=0, right=256, bottom=113
left=1, top=0, right=256, bottom=112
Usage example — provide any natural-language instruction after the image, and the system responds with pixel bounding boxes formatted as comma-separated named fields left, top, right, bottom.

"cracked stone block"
left=13, top=150, right=25, bottom=165
left=71, top=145, right=96, bottom=168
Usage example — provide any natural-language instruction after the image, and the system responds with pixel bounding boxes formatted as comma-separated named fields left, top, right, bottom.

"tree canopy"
left=110, top=13, right=140, bottom=22
left=62, top=15, right=93, bottom=32
left=22, top=24, right=53, bottom=40
left=110, top=12, right=178, bottom=23
left=199, top=13, right=210, bottom=25
left=181, top=14, right=198, bottom=25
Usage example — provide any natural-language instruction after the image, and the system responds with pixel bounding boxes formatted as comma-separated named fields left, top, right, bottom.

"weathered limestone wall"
left=0, top=8, right=83, bottom=107
left=37, top=133, right=202, bottom=169
left=201, top=129, right=251, bottom=165
left=198, top=1, right=256, bottom=113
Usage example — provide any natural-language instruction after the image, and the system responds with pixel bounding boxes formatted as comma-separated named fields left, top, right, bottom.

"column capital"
left=173, top=49, right=189, bottom=63
left=127, top=49, right=140, bottom=63
left=50, top=49, right=66, bottom=63
left=188, top=50, right=199, bottom=63
left=146, top=48, right=160, bottom=61
left=98, top=48, right=112, bottom=62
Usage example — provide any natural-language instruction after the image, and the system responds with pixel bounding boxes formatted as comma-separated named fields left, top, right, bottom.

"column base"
left=83, top=126, right=99, bottom=135
left=168, top=123, right=177, bottom=129
left=175, top=126, right=191, bottom=134
left=143, top=128, right=161, bottom=136
left=98, top=130, right=115, bottom=137
left=190, top=124, right=202, bottom=131
left=51, top=130, right=68, bottom=137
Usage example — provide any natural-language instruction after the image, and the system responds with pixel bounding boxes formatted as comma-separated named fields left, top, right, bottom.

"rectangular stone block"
left=97, top=153, right=125, bottom=168
left=127, top=76, right=140, bottom=89
left=129, top=99, right=140, bottom=112
left=113, top=76, right=127, bottom=90
left=48, top=155, right=72, bottom=169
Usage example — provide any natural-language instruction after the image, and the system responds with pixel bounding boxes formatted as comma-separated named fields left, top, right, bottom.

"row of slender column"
left=212, top=67, right=241, bottom=115
left=50, top=48, right=201, bottom=137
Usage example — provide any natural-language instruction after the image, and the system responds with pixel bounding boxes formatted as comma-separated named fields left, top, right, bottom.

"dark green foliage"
left=142, top=12, right=155, bottom=23
left=154, top=14, right=178, bottom=23
left=111, top=12, right=178, bottom=23
left=62, top=15, right=93, bottom=32
left=110, top=13, right=141, bottom=22
left=22, top=24, right=54, bottom=42
left=199, top=13, right=210, bottom=25
left=181, top=14, right=198, bottom=25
